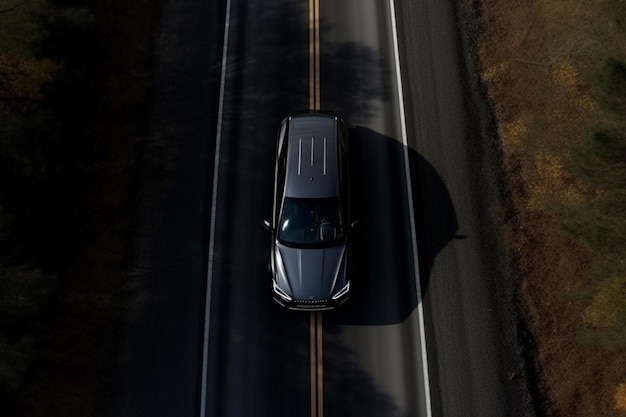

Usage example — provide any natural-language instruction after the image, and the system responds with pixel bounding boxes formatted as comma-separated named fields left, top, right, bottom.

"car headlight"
left=273, top=248, right=293, bottom=301
left=331, top=253, right=349, bottom=300
left=331, top=281, right=350, bottom=300
left=273, top=280, right=293, bottom=301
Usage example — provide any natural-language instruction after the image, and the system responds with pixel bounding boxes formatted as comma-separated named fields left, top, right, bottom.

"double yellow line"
left=309, top=2, right=323, bottom=416
left=309, top=312, right=323, bottom=417
left=309, top=0, right=321, bottom=111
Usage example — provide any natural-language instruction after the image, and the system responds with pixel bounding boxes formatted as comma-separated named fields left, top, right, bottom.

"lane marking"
left=310, top=312, right=323, bottom=417
left=316, top=312, right=324, bottom=416
left=314, top=0, right=320, bottom=110
left=388, top=0, right=433, bottom=415
left=199, top=2, right=431, bottom=417
left=309, top=1, right=323, bottom=416
left=309, top=0, right=314, bottom=109
left=309, top=0, right=320, bottom=110
left=200, top=0, right=232, bottom=415
left=309, top=313, right=316, bottom=417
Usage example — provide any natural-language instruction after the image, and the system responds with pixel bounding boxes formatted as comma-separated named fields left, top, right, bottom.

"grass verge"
left=474, top=0, right=626, bottom=415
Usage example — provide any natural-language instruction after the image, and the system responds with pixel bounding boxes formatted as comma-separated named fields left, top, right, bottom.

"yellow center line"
left=310, top=312, right=323, bottom=417
left=309, top=312, right=316, bottom=417
left=309, top=0, right=320, bottom=110
left=314, top=0, right=320, bottom=110
left=309, top=1, right=323, bottom=416
left=308, top=0, right=314, bottom=110
left=316, top=312, right=323, bottom=416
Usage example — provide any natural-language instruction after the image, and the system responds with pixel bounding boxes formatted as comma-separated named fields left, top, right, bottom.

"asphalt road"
left=394, top=1, right=535, bottom=416
left=108, top=0, right=535, bottom=416
left=204, top=0, right=432, bottom=415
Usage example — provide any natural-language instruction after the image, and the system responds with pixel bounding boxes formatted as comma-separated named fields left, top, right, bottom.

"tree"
left=0, top=52, right=57, bottom=112
left=0, top=1, right=26, bottom=15
left=594, top=56, right=626, bottom=116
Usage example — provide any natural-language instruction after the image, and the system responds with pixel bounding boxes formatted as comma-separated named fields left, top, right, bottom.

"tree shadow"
left=320, top=42, right=392, bottom=123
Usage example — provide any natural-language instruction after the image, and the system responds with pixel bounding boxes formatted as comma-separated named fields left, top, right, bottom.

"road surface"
left=108, top=1, right=535, bottom=416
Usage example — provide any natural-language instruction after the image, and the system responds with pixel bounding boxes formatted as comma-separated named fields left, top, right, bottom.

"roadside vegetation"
left=474, top=0, right=626, bottom=415
left=0, top=0, right=154, bottom=415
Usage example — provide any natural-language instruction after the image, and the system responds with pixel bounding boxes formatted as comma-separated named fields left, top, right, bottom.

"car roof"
left=284, top=114, right=339, bottom=199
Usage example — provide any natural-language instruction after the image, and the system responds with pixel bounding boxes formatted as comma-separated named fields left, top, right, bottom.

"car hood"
left=276, top=242, right=346, bottom=300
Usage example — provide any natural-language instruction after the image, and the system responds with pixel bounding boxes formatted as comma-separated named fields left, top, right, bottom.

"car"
left=263, top=111, right=356, bottom=310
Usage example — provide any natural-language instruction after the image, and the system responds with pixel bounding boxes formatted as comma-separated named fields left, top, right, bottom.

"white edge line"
left=200, top=0, right=232, bottom=415
left=389, top=0, right=433, bottom=415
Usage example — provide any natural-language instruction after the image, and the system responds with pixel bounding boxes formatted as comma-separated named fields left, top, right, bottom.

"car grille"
left=293, top=299, right=328, bottom=308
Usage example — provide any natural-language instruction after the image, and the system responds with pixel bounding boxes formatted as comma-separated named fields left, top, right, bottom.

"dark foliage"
left=593, top=56, right=626, bottom=116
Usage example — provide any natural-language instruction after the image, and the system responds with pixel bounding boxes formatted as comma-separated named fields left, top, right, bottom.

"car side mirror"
left=263, top=219, right=273, bottom=231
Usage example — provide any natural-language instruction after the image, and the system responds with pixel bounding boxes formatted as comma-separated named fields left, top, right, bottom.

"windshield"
left=278, top=197, right=344, bottom=247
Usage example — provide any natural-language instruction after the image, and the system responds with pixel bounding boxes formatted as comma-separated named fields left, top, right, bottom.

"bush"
left=0, top=266, right=55, bottom=329
left=563, top=211, right=626, bottom=251
left=578, top=273, right=626, bottom=352
left=566, top=129, right=626, bottom=251
left=578, top=326, right=626, bottom=351
left=594, top=56, right=626, bottom=116
left=570, top=130, right=626, bottom=190
left=589, top=254, right=626, bottom=284
left=0, top=265, right=54, bottom=405
left=582, top=276, right=626, bottom=327
left=0, top=336, right=34, bottom=394
left=565, top=58, right=626, bottom=352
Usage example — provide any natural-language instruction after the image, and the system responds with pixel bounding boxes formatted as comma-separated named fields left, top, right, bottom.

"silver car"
left=264, top=112, right=355, bottom=310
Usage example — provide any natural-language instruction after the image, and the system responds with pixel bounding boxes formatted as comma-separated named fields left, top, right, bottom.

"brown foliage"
left=478, top=0, right=626, bottom=415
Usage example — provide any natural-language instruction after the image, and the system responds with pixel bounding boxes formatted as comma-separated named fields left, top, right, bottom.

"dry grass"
left=477, top=0, right=626, bottom=416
